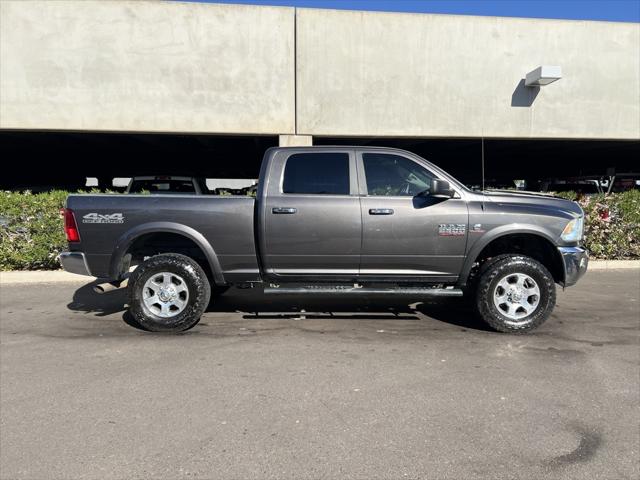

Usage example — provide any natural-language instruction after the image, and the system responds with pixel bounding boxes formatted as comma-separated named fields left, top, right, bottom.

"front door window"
left=363, top=153, right=435, bottom=196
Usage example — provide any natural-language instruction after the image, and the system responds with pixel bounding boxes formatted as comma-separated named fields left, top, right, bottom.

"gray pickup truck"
left=60, top=146, right=588, bottom=333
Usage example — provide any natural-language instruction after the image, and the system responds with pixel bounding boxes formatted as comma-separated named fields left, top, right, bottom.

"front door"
left=262, top=150, right=362, bottom=279
left=357, top=151, right=469, bottom=281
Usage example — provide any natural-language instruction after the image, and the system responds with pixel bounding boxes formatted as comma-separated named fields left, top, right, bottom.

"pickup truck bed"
left=66, top=195, right=259, bottom=283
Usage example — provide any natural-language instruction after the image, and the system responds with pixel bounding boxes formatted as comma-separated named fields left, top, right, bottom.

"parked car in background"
left=539, top=179, right=603, bottom=195
left=607, top=173, right=640, bottom=193
left=125, top=176, right=209, bottom=194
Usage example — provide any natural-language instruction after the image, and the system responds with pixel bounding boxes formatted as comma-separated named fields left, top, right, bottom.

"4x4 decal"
left=82, top=213, right=124, bottom=224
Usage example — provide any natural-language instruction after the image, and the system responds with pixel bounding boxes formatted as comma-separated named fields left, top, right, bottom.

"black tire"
left=127, top=253, right=211, bottom=333
left=474, top=255, right=556, bottom=333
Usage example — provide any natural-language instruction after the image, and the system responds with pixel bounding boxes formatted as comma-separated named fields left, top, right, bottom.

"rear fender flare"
left=109, top=222, right=225, bottom=285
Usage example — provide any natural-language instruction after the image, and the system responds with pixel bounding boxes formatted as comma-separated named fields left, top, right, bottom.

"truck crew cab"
left=60, top=147, right=588, bottom=333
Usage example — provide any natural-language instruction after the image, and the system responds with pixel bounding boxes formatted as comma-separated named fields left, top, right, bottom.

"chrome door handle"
left=272, top=207, right=297, bottom=214
left=369, top=208, right=394, bottom=215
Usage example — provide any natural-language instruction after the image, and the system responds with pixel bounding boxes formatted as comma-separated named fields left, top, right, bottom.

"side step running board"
left=264, top=286, right=464, bottom=297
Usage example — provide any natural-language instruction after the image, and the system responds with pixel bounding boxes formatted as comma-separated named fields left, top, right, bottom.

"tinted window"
left=283, top=153, right=350, bottom=195
left=363, top=153, right=435, bottom=196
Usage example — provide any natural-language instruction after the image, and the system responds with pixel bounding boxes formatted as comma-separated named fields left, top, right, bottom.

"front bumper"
left=558, top=246, right=588, bottom=287
left=59, top=252, right=93, bottom=277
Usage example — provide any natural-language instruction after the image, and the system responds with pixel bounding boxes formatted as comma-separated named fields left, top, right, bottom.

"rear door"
left=357, top=150, right=469, bottom=282
left=261, top=149, right=361, bottom=279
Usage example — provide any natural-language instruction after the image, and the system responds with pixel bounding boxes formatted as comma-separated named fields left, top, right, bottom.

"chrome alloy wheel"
left=493, top=273, right=540, bottom=321
left=142, top=272, right=189, bottom=318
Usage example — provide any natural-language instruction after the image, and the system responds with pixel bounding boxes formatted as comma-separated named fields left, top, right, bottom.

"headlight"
left=561, top=216, right=584, bottom=242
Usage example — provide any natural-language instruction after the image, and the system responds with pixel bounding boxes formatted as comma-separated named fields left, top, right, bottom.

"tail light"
left=63, top=208, right=80, bottom=242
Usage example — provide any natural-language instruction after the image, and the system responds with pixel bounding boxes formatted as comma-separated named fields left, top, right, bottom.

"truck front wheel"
left=474, top=255, right=556, bottom=333
left=127, top=253, right=211, bottom=332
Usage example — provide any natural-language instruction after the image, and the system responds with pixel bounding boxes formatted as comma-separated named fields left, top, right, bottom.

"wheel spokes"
left=146, top=294, right=159, bottom=305
left=172, top=298, right=186, bottom=309
left=493, top=272, right=541, bottom=322
left=160, top=302, right=171, bottom=316
left=142, top=271, right=190, bottom=318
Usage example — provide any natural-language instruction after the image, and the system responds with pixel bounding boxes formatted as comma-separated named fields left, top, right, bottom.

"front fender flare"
left=109, top=222, right=226, bottom=285
left=458, top=224, right=563, bottom=287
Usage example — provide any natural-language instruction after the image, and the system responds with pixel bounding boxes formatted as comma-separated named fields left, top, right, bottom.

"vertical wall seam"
left=294, top=7, right=297, bottom=135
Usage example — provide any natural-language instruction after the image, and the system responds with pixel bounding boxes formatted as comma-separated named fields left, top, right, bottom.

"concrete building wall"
left=1, top=1, right=638, bottom=140
left=0, top=1, right=295, bottom=134
left=296, top=9, right=640, bottom=139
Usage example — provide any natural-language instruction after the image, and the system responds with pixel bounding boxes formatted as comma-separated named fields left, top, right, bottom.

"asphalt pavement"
left=1, top=270, right=639, bottom=480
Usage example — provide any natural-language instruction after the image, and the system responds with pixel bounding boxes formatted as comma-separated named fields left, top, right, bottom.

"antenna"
left=481, top=137, right=485, bottom=191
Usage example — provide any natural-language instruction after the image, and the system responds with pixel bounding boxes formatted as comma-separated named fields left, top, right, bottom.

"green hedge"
left=0, top=190, right=68, bottom=270
left=1, top=189, right=639, bottom=270
left=554, top=189, right=640, bottom=260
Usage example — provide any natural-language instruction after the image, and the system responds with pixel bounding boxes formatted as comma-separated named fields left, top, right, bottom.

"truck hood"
left=483, top=189, right=583, bottom=216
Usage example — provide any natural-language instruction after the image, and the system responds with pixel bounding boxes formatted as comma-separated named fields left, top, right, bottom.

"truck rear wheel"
left=474, top=255, right=556, bottom=333
left=127, top=253, right=211, bottom=332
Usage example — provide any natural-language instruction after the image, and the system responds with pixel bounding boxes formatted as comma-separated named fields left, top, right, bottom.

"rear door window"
left=283, top=153, right=350, bottom=195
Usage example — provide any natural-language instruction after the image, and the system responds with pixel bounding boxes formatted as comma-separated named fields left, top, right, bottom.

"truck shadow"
left=67, top=280, right=128, bottom=317
left=67, top=281, right=490, bottom=332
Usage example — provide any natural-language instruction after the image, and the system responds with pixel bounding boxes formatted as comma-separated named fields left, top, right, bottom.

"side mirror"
left=430, top=179, right=454, bottom=198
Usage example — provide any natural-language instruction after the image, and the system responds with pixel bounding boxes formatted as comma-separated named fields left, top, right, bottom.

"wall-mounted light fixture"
left=525, top=66, right=562, bottom=87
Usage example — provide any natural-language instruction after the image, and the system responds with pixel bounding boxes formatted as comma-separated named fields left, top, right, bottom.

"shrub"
left=553, top=190, right=640, bottom=259
left=586, top=191, right=639, bottom=259
left=0, top=190, right=69, bottom=270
